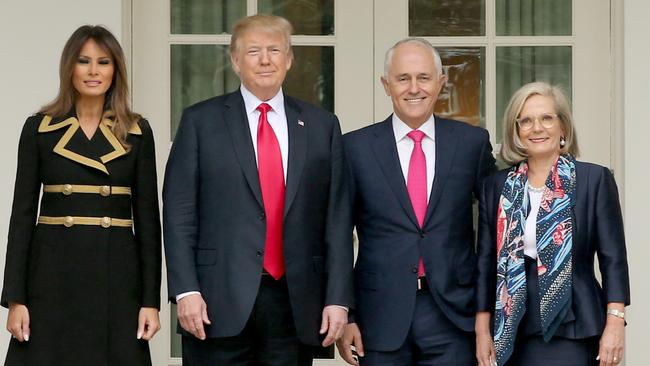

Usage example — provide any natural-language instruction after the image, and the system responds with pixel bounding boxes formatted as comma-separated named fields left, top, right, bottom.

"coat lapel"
left=424, top=117, right=459, bottom=225
left=38, top=115, right=141, bottom=175
left=371, top=117, right=420, bottom=228
left=283, top=97, right=307, bottom=217
left=223, top=91, right=264, bottom=208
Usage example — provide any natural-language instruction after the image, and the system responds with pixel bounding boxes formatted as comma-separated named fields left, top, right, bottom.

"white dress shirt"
left=240, top=85, right=289, bottom=182
left=392, top=114, right=436, bottom=201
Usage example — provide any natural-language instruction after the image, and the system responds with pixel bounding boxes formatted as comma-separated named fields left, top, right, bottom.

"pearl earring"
left=560, top=137, right=566, bottom=147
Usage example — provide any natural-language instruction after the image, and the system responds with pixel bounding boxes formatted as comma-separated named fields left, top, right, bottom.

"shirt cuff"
left=176, top=291, right=201, bottom=302
left=329, top=305, right=349, bottom=312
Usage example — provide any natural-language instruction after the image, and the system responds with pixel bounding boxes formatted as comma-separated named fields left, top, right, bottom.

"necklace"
left=527, top=183, right=545, bottom=193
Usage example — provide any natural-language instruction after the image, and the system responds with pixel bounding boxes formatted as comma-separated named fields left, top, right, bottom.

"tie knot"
left=407, top=130, right=425, bottom=143
left=257, top=103, right=272, bottom=114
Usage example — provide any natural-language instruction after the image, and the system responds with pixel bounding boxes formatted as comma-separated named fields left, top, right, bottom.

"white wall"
left=623, top=0, right=650, bottom=364
left=0, top=1, right=122, bottom=363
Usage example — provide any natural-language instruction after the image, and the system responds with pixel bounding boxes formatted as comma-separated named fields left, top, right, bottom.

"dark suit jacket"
left=344, top=115, right=496, bottom=352
left=163, top=90, right=353, bottom=345
left=476, top=161, right=631, bottom=338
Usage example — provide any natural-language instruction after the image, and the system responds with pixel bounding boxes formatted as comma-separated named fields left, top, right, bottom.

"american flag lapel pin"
left=298, top=120, right=305, bottom=127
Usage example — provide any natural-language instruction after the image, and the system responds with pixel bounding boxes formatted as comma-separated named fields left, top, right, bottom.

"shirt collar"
left=392, top=113, right=436, bottom=142
left=240, top=85, right=285, bottom=116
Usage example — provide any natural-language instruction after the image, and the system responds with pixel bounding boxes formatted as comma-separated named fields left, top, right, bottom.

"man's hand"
left=336, top=322, right=364, bottom=365
left=6, top=303, right=30, bottom=342
left=320, top=305, right=347, bottom=347
left=137, top=307, right=161, bottom=341
left=177, top=294, right=211, bottom=340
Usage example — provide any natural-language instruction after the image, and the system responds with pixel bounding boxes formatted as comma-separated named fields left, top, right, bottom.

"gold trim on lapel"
left=98, top=120, right=127, bottom=164
left=37, top=115, right=138, bottom=175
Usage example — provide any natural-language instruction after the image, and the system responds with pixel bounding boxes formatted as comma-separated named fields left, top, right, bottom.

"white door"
left=131, top=1, right=612, bottom=365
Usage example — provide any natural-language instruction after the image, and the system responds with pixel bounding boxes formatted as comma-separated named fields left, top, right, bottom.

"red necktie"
left=406, top=130, right=427, bottom=277
left=257, top=103, right=285, bottom=279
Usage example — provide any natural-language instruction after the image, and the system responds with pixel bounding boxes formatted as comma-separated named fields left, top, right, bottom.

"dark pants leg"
left=506, top=336, right=599, bottom=366
left=361, top=289, right=475, bottom=366
left=504, top=257, right=598, bottom=366
left=182, top=275, right=314, bottom=366
left=252, top=276, right=314, bottom=366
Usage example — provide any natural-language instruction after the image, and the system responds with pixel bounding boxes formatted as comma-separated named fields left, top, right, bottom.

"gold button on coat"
left=101, top=217, right=111, bottom=228
left=62, top=184, right=73, bottom=195
left=63, top=216, right=74, bottom=227
left=100, top=185, right=111, bottom=196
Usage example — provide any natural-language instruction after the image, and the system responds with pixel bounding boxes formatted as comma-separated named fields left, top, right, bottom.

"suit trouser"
left=360, top=286, right=475, bottom=366
left=505, top=256, right=599, bottom=366
left=182, top=275, right=314, bottom=366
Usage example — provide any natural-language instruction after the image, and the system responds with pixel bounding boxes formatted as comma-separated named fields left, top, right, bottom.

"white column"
left=623, top=0, right=650, bottom=364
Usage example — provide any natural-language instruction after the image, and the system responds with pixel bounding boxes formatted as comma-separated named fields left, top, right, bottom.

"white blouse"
left=524, top=185, right=544, bottom=258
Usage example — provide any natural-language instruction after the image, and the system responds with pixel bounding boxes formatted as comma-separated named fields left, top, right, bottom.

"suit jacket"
left=476, top=161, right=631, bottom=338
left=344, top=115, right=496, bottom=351
left=162, top=90, right=353, bottom=345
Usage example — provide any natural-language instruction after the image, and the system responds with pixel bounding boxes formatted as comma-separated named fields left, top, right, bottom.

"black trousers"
left=182, top=275, right=314, bottom=366
left=504, top=257, right=599, bottom=366
left=361, top=286, right=475, bottom=366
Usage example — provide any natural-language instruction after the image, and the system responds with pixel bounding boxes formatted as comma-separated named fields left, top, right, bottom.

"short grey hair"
left=383, top=38, right=443, bottom=78
left=500, top=81, right=580, bottom=165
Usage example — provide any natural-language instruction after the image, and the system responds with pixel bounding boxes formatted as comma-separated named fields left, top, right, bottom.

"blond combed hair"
left=40, top=25, right=140, bottom=151
left=500, top=81, right=580, bottom=165
left=230, top=14, right=293, bottom=55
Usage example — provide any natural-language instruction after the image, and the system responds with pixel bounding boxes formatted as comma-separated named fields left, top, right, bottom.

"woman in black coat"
left=475, top=82, right=630, bottom=366
left=1, top=25, right=161, bottom=365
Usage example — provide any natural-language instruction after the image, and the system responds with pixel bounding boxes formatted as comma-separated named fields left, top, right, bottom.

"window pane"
left=284, top=46, right=335, bottom=113
left=435, top=47, right=485, bottom=127
left=170, top=44, right=239, bottom=139
left=171, top=0, right=246, bottom=34
left=409, top=0, right=485, bottom=36
left=496, top=46, right=572, bottom=142
left=259, top=0, right=334, bottom=35
left=496, top=0, right=571, bottom=36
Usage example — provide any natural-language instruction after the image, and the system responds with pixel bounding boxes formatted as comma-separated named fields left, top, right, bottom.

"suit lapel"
left=371, top=117, right=420, bottom=228
left=283, top=97, right=306, bottom=217
left=224, top=91, right=264, bottom=208
left=424, top=118, right=459, bottom=225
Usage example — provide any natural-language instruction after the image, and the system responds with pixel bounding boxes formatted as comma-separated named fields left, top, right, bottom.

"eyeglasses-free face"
left=516, top=113, right=559, bottom=131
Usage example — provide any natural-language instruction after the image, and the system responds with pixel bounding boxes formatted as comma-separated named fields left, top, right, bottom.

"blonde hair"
left=40, top=25, right=139, bottom=151
left=500, top=81, right=580, bottom=165
left=230, top=14, right=293, bottom=55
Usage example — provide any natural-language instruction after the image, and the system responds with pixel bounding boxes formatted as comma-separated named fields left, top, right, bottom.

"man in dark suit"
left=336, top=38, right=496, bottom=365
left=163, top=14, right=352, bottom=366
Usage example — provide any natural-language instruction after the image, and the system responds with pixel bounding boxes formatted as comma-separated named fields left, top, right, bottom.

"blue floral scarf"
left=493, top=154, right=576, bottom=365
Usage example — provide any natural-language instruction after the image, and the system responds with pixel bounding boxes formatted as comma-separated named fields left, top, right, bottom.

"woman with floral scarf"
left=475, top=82, right=629, bottom=366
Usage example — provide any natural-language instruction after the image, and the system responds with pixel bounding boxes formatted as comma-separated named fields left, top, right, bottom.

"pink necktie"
left=407, top=130, right=427, bottom=277
left=257, top=103, right=285, bottom=280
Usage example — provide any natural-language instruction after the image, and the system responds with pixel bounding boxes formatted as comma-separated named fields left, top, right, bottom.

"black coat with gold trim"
left=1, top=113, right=161, bottom=365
